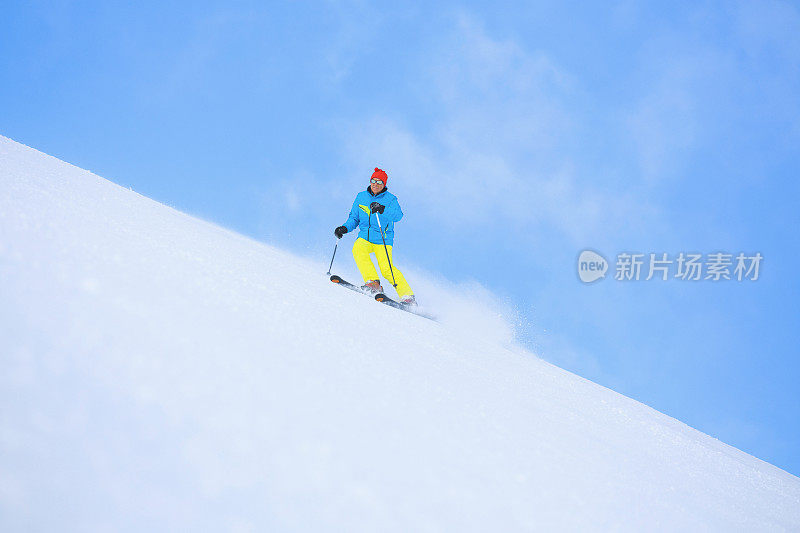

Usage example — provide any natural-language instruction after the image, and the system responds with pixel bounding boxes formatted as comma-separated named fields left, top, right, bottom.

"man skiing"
left=334, top=168, right=416, bottom=305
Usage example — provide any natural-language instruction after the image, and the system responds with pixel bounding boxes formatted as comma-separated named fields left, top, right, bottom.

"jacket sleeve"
left=344, top=197, right=361, bottom=232
left=381, top=195, right=403, bottom=223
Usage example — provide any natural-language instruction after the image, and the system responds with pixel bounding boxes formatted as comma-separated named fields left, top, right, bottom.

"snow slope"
left=1, top=135, right=798, bottom=531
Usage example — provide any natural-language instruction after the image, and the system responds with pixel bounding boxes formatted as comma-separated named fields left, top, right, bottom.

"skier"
left=334, top=168, right=416, bottom=305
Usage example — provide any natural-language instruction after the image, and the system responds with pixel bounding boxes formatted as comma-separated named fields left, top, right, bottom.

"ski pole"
left=326, top=238, right=339, bottom=276
left=375, top=212, right=397, bottom=288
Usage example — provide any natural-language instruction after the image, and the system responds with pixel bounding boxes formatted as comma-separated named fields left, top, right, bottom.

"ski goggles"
left=370, top=178, right=384, bottom=185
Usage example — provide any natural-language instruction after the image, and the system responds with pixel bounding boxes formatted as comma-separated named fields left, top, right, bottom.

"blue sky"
left=3, top=1, right=799, bottom=475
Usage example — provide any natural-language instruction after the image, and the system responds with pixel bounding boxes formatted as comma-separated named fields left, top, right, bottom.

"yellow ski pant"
left=352, top=237, right=414, bottom=298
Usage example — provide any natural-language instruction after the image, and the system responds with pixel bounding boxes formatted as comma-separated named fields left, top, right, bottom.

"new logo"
left=578, top=250, right=608, bottom=283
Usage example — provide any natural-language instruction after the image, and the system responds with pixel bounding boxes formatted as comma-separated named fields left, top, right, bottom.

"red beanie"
left=371, top=167, right=388, bottom=185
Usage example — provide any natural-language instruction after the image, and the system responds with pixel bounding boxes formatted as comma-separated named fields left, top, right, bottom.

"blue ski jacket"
left=343, top=186, right=403, bottom=246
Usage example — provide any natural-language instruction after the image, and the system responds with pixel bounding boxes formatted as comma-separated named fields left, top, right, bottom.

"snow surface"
left=1, top=135, right=798, bottom=531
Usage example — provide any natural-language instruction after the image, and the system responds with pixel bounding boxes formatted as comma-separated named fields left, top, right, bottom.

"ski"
left=375, top=293, right=436, bottom=321
left=330, top=275, right=389, bottom=299
left=330, top=275, right=436, bottom=321
left=329, top=274, right=372, bottom=295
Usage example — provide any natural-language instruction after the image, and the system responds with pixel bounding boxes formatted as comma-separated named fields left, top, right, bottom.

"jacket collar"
left=367, top=185, right=388, bottom=197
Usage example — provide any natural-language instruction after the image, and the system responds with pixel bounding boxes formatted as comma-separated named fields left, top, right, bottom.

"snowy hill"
left=1, top=135, right=798, bottom=531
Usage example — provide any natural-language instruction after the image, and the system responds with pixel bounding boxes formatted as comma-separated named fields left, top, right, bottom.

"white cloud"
left=320, top=1, right=384, bottom=83
left=336, top=13, right=650, bottom=244
left=625, top=0, right=800, bottom=185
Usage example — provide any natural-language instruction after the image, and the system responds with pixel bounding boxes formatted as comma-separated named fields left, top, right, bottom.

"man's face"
left=370, top=178, right=384, bottom=194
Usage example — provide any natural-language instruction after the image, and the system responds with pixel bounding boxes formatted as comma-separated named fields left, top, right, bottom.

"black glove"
left=370, top=202, right=385, bottom=214
left=334, top=225, right=348, bottom=239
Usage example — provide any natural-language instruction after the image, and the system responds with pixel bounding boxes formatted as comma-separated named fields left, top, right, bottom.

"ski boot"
left=361, top=280, right=383, bottom=294
left=400, top=294, right=417, bottom=306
